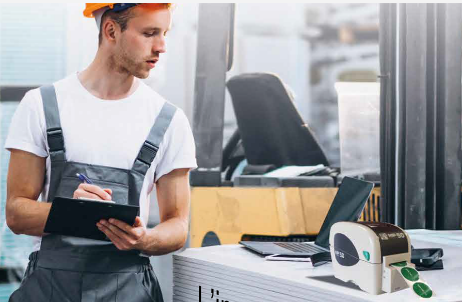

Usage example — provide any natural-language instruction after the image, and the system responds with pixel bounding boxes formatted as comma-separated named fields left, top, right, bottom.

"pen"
left=76, top=173, right=93, bottom=184
left=76, top=173, right=113, bottom=201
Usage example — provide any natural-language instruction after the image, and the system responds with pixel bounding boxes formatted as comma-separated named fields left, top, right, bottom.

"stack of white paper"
left=173, top=232, right=462, bottom=302
left=173, top=245, right=371, bottom=302
left=264, top=164, right=326, bottom=177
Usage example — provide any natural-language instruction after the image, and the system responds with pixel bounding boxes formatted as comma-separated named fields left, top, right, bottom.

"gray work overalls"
left=9, top=85, right=177, bottom=302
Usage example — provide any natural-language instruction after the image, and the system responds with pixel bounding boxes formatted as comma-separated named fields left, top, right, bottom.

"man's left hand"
left=97, top=217, right=147, bottom=251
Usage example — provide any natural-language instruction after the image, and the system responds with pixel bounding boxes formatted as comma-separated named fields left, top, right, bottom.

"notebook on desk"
left=239, top=177, right=374, bottom=256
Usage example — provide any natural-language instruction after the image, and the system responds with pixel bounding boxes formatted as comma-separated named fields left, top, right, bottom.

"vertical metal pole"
left=435, top=4, right=462, bottom=229
left=190, top=4, right=235, bottom=186
left=396, top=3, right=407, bottom=227
left=403, top=4, right=428, bottom=229
left=379, top=4, right=397, bottom=224
left=383, top=3, right=462, bottom=229
left=425, top=4, right=437, bottom=229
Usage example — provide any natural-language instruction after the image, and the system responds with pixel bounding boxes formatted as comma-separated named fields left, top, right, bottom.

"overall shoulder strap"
left=40, top=85, right=66, bottom=161
left=132, top=101, right=177, bottom=176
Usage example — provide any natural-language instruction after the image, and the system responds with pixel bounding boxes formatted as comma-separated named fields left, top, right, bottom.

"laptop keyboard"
left=274, top=242, right=325, bottom=253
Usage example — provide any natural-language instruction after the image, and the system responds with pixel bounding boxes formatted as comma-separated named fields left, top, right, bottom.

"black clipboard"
left=44, top=197, right=139, bottom=241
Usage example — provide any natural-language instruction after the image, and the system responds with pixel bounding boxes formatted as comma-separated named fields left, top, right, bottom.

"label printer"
left=330, top=221, right=413, bottom=295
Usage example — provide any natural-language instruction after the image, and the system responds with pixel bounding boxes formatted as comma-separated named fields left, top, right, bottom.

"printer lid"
left=357, top=222, right=409, bottom=257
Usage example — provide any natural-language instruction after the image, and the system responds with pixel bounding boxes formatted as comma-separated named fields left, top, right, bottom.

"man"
left=5, top=3, right=196, bottom=301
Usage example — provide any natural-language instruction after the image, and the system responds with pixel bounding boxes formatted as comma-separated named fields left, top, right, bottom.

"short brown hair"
left=98, top=3, right=172, bottom=46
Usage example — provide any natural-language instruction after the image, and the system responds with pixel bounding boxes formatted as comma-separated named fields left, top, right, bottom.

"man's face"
left=112, top=5, right=171, bottom=79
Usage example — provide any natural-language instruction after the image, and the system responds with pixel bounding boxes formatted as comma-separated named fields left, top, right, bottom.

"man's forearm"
left=139, top=217, right=189, bottom=256
left=6, top=197, right=51, bottom=237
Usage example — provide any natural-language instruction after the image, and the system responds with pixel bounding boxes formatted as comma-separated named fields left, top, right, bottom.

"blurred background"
left=0, top=3, right=378, bottom=301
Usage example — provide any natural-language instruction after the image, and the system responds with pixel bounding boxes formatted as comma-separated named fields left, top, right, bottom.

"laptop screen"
left=314, top=177, right=374, bottom=249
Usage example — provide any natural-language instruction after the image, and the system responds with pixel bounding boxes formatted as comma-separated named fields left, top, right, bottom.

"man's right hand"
left=73, top=183, right=112, bottom=201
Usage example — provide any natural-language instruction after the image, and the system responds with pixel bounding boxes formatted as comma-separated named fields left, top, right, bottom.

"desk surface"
left=173, top=230, right=462, bottom=302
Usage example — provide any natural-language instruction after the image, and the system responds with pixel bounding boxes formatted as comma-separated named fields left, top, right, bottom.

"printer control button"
left=363, top=251, right=370, bottom=261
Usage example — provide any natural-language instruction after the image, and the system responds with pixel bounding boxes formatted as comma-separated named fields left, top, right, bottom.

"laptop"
left=239, top=177, right=374, bottom=256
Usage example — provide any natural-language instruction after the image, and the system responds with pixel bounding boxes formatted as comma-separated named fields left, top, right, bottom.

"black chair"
left=222, top=73, right=329, bottom=178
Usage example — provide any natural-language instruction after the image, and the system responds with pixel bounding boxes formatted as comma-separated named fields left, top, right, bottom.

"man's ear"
left=102, top=19, right=117, bottom=42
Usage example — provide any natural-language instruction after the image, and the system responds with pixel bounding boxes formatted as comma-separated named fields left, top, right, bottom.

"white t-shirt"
left=4, top=73, right=197, bottom=252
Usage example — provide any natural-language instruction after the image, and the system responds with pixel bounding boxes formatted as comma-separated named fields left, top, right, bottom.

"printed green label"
left=413, top=282, right=433, bottom=298
left=401, top=267, right=420, bottom=282
left=391, top=261, right=434, bottom=298
left=391, top=261, right=407, bottom=267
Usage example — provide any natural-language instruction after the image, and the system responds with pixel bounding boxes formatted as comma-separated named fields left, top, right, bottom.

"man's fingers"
left=73, top=189, right=102, bottom=200
left=107, top=219, right=133, bottom=233
left=98, top=220, right=133, bottom=243
left=108, top=218, right=145, bottom=241
left=77, top=183, right=112, bottom=200
left=97, top=223, right=128, bottom=250
left=109, top=217, right=144, bottom=231
left=97, top=222, right=125, bottom=243
left=133, top=216, right=144, bottom=227
left=99, top=218, right=145, bottom=248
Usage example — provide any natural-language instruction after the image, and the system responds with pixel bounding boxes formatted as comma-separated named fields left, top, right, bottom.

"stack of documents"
left=174, top=232, right=462, bottom=302
left=172, top=244, right=371, bottom=302
left=264, top=164, right=326, bottom=177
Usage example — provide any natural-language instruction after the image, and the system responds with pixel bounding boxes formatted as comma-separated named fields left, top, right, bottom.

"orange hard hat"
left=83, top=3, right=115, bottom=18
left=84, top=3, right=173, bottom=18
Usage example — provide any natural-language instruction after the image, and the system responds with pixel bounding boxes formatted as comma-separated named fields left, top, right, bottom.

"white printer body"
left=330, top=221, right=413, bottom=295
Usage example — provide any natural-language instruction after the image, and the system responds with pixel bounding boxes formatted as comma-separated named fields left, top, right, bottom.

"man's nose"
left=153, top=35, right=166, bottom=54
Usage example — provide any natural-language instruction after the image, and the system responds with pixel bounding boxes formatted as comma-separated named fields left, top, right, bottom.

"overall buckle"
left=137, top=141, right=158, bottom=166
left=47, top=128, right=65, bottom=153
